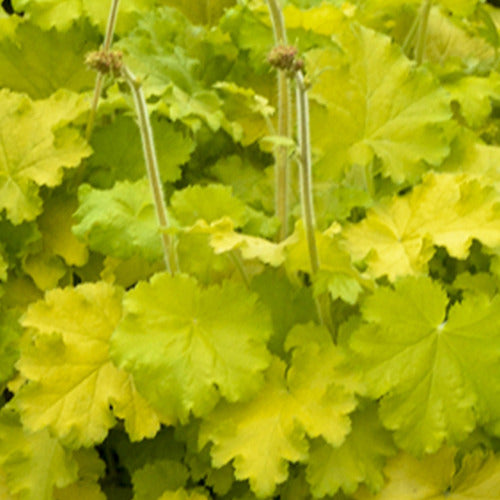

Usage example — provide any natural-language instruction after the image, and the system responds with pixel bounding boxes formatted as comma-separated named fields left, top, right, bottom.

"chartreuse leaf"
left=0, top=89, right=91, bottom=224
left=132, top=459, right=189, bottom=500
left=174, top=231, right=235, bottom=286
left=171, top=182, right=274, bottom=235
left=349, top=276, right=500, bottom=455
left=161, top=0, right=236, bottom=26
left=199, top=358, right=309, bottom=498
left=38, top=191, right=88, bottom=267
left=306, top=404, right=395, bottom=498
left=157, top=86, right=225, bottom=132
left=308, top=24, right=453, bottom=184
left=355, top=447, right=500, bottom=500
left=0, top=306, right=23, bottom=385
left=88, top=115, right=195, bottom=187
left=439, top=0, right=480, bottom=16
left=425, top=6, right=495, bottom=68
left=22, top=191, right=89, bottom=291
left=184, top=440, right=234, bottom=496
left=219, top=2, right=274, bottom=72
left=22, top=250, right=67, bottom=291
left=73, top=178, right=164, bottom=262
left=159, top=490, right=210, bottom=500
left=201, top=325, right=358, bottom=497
left=115, top=7, right=199, bottom=97
left=121, top=5, right=237, bottom=85
left=214, top=82, right=273, bottom=145
left=0, top=20, right=99, bottom=98
left=343, top=172, right=500, bottom=280
left=11, top=0, right=156, bottom=32
left=0, top=217, right=40, bottom=263
left=100, top=255, right=163, bottom=290
left=170, top=184, right=249, bottom=227
left=283, top=2, right=345, bottom=37
left=286, top=221, right=368, bottom=304
left=444, top=73, right=500, bottom=128
left=185, top=218, right=286, bottom=267
left=14, top=282, right=160, bottom=447
left=111, top=272, right=272, bottom=423
left=210, top=155, right=274, bottom=214
left=251, top=269, right=316, bottom=356
left=284, top=323, right=359, bottom=445
left=0, top=408, right=78, bottom=500
left=54, top=448, right=106, bottom=500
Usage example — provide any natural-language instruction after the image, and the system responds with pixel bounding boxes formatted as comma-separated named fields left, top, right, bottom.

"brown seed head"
left=85, top=50, right=124, bottom=78
left=267, top=45, right=304, bottom=75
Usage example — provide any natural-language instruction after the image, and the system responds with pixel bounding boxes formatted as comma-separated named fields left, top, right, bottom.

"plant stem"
left=121, top=65, right=179, bottom=274
left=414, top=0, right=432, bottom=65
left=401, top=8, right=419, bottom=55
left=266, top=0, right=291, bottom=241
left=85, top=0, right=121, bottom=141
left=266, top=0, right=287, bottom=43
left=295, top=72, right=319, bottom=276
left=295, top=72, right=331, bottom=327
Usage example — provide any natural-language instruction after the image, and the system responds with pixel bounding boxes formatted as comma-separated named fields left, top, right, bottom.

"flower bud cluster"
left=85, top=50, right=124, bottom=78
left=267, top=45, right=304, bottom=75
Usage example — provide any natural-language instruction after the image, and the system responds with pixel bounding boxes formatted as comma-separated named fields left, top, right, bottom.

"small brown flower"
left=85, top=50, right=124, bottom=78
left=267, top=45, right=304, bottom=75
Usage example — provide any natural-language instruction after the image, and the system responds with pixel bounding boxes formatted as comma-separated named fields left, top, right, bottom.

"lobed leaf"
left=0, top=90, right=91, bottom=224
left=342, top=172, right=500, bottom=280
left=306, top=404, right=396, bottom=497
left=349, top=276, right=500, bottom=454
left=73, top=178, right=164, bottom=262
left=308, top=24, right=453, bottom=184
left=0, top=19, right=99, bottom=98
left=14, top=282, right=160, bottom=447
left=201, top=324, right=359, bottom=498
left=355, top=447, right=500, bottom=500
left=0, top=409, right=78, bottom=500
left=111, top=272, right=272, bottom=422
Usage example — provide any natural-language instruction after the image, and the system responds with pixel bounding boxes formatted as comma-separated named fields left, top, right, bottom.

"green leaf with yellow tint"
left=0, top=409, right=78, bottom=500
left=14, top=282, right=160, bottom=447
left=342, top=173, right=500, bottom=280
left=111, top=272, right=272, bottom=422
left=355, top=447, right=500, bottom=500
left=0, top=90, right=91, bottom=224
left=349, top=276, right=500, bottom=455
left=73, top=178, right=164, bottom=262
left=308, top=24, right=453, bottom=184
left=307, top=404, right=395, bottom=497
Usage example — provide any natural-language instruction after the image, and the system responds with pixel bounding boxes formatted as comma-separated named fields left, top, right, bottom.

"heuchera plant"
left=1, top=0, right=500, bottom=498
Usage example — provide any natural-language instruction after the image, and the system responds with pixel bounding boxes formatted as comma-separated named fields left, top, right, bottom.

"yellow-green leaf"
left=14, top=282, right=160, bottom=447
left=0, top=90, right=91, bottom=224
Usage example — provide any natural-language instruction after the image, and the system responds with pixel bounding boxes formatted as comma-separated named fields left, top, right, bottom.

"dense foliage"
left=1, top=0, right=500, bottom=498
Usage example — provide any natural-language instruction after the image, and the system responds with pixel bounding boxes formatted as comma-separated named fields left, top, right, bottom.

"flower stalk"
left=295, top=72, right=319, bottom=277
left=86, top=50, right=178, bottom=274
left=268, top=43, right=330, bottom=327
left=266, top=0, right=292, bottom=241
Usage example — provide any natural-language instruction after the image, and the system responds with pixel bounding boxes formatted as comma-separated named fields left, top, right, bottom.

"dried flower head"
left=267, top=45, right=304, bottom=75
left=85, top=50, right=124, bottom=78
